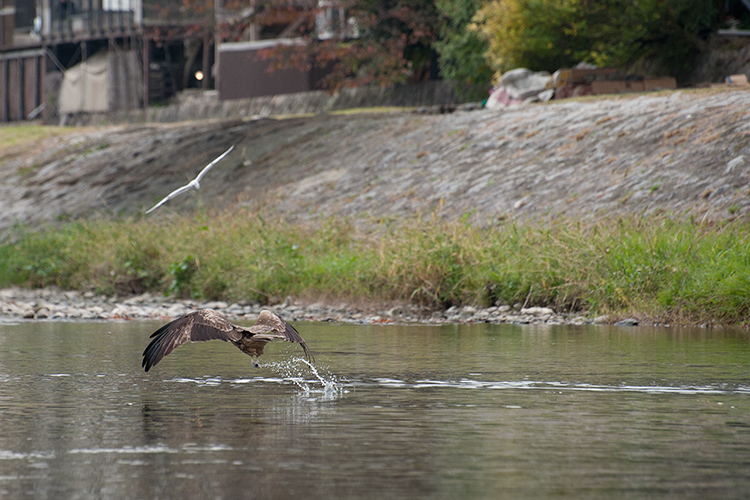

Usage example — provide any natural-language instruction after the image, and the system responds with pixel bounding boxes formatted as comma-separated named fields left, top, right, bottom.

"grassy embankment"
left=0, top=124, right=71, bottom=162
left=1, top=211, right=750, bottom=325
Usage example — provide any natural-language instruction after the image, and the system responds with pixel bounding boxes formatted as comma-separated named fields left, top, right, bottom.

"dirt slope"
left=3, top=88, right=750, bottom=234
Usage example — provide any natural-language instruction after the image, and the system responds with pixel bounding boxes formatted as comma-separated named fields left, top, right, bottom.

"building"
left=0, top=0, right=325, bottom=122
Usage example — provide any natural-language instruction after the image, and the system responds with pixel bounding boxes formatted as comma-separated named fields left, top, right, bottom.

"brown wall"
left=218, top=41, right=314, bottom=101
left=1, top=0, right=13, bottom=48
left=1, top=50, right=44, bottom=121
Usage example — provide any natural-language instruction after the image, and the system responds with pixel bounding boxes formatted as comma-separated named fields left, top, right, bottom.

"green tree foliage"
left=475, top=0, right=581, bottom=75
left=434, top=0, right=493, bottom=101
left=476, top=0, right=725, bottom=80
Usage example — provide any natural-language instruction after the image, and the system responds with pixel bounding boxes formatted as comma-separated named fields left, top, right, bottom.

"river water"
left=0, top=319, right=748, bottom=499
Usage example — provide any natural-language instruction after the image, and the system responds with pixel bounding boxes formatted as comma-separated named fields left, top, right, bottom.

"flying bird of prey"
left=142, top=309, right=311, bottom=372
left=145, top=145, right=235, bottom=214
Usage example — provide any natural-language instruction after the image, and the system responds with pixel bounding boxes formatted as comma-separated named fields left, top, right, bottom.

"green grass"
left=2, top=212, right=750, bottom=324
left=0, top=124, right=71, bottom=149
left=0, top=124, right=74, bottom=163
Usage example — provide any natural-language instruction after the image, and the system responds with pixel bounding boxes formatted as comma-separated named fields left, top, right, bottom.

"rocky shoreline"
left=0, top=287, right=614, bottom=326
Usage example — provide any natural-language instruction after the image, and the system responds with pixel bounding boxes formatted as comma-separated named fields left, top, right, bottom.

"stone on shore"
left=0, top=286, right=603, bottom=326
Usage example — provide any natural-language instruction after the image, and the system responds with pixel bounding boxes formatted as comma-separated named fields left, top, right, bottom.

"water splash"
left=299, top=358, right=342, bottom=399
left=268, top=357, right=344, bottom=400
left=163, top=358, right=344, bottom=398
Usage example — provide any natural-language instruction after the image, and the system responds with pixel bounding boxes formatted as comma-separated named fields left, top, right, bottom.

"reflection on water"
left=0, top=320, right=749, bottom=499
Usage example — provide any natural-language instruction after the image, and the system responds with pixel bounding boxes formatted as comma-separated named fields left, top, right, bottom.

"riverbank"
left=4, top=88, right=750, bottom=327
left=0, top=286, right=616, bottom=326
left=5, top=213, right=746, bottom=327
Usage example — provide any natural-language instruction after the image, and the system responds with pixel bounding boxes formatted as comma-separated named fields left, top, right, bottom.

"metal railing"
left=39, top=0, right=140, bottom=42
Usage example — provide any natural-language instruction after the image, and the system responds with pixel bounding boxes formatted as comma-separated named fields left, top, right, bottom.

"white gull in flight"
left=145, top=145, right=234, bottom=214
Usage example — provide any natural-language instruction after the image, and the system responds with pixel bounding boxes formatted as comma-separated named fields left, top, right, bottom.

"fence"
left=0, top=49, right=45, bottom=121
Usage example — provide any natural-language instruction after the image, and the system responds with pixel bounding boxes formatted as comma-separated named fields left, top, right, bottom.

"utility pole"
left=214, top=0, right=222, bottom=91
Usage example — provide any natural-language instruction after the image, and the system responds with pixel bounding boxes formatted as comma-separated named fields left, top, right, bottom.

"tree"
left=263, top=0, right=440, bottom=90
left=612, top=0, right=723, bottom=78
left=434, top=0, right=493, bottom=101
left=475, top=0, right=724, bottom=81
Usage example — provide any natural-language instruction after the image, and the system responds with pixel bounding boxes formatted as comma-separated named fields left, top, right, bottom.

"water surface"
left=0, top=320, right=749, bottom=499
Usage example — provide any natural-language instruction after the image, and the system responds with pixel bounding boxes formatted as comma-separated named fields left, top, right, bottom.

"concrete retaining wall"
left=62, top=80, right=466, bottom=126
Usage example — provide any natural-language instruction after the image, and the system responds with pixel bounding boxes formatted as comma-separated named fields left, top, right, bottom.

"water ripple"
left=165, top=372, right=749, bottom=396
left=374, top=378, right=750, bottom=395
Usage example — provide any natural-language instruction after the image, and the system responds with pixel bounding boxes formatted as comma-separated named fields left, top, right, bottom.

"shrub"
left=475, top=0, right=724, bottom=81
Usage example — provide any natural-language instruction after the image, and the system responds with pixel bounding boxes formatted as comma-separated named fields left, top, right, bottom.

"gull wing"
left=248, top=310, right=313, bottom=361
left=142, top=309, right=243, bottom=371
left=145, top=183, right=193, bottom=214
left=145, top=145, right=234, bottom=214
left=194, top=145, right=234, bottom=183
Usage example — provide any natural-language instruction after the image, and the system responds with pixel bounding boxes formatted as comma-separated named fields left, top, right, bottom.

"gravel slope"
left=3, top=88, right=750, bottom=234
